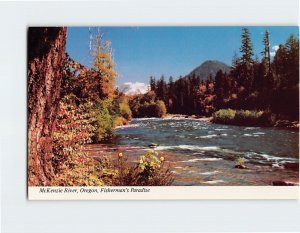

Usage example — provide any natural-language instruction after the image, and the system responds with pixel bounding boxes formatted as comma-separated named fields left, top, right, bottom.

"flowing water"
left=90, top=118, right=299, bottom=185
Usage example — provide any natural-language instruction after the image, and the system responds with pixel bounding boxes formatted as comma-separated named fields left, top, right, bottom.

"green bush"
left=94, top=98, right=116, bottom=142
left=212, top=109, right=236, bottom=124
left=112, top=150, right=174, bottom=186
left=119, top=101, right=132, bottom=121
left=114, top=116, right=128, bottom=127
left=235, top=110, right=274, bottom=126
left=212, top=109, right=274, bottom=126
left=128, top=92, right=168, bottom=118
left=51, top=94, right=104, bottom=186
left=134, top=100, right=167, bottom=118
left=234, top=110, right=263, bottom=125
left=155, top=100, right=167, bottom=117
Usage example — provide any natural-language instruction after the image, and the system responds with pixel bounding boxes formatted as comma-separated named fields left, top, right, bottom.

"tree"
left=271, top=34, right=299, bottom=118
left=261, top=30, right=271, bottom=79
left=240, top=27, right=254, bottom=65
left=230, top=27, right=256, bottom=107
left=231, top=51, right=239, bottom=70
left=214, top=70, right=225, bottom=108
left=283, top=34, right=299, bottom=88
left=155, top=100, right=167, bottom=117
left=167, top=76, right=175, bottom=112
left=156, top=75, right=167, bottom=103
left=94, top=99, right=116, bottom=142
left=28, top=27, right=67, bottom=186
left=273, top=34, right=299, bottom=89
left=149, top=76, right=156, bottom=91
left=238, top=27, right=254, bottom=89
left=91, top=32, right=117, bottom=99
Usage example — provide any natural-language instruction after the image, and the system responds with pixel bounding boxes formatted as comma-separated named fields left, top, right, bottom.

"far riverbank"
left=162, top=112, right=299, bottom=130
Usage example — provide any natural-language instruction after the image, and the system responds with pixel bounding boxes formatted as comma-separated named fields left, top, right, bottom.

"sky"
left=66, top=26, right=298, bottom=93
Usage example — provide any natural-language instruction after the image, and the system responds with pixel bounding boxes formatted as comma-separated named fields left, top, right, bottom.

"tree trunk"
left=28, top=27, right=67, bottom=186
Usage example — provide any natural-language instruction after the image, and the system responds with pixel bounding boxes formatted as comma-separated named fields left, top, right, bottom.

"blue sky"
left=67, top=26, right=298, bottom=89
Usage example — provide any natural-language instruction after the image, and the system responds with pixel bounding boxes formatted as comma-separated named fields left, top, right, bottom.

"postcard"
left=27, top=26, right=299, bottom=200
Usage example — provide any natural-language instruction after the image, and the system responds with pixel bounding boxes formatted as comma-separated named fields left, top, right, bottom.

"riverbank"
left=163, top=114, right=212, bottom=122
left=162, top=112, right=299, bottom=131
left=212, top=109, right=299, bottom=130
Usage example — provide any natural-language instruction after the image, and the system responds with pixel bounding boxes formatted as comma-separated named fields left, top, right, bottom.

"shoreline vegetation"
left=27, top=27, right=299, bottom=187
left=212, top=109, right=299, bottom=130
left=143, top=112, right=298, bottom=130
left=117, top=112, right=299, bottom=132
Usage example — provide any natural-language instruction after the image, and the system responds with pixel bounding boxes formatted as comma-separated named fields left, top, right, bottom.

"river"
left=87, top=117, right=299, bottom=185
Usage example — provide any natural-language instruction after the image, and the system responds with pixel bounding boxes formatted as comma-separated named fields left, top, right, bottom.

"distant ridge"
left=188, top=60, right=231, bottom=81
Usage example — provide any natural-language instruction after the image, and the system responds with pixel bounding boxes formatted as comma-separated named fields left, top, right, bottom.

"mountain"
left=188, top=60, right=231, bottom=80
left=119, top=82, right=149, bottom=95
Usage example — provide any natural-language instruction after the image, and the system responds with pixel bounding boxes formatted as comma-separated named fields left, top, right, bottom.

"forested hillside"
left=130, top=28, right=299, bottom=124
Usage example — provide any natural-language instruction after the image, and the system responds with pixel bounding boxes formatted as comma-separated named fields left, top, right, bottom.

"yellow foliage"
left=111, top=149, right=174, bottom=186
left=93, top=39, right=117, bottom=99
left=138, top=150, right=162, bottom=171
left=114, top=116, right=128, bottom=126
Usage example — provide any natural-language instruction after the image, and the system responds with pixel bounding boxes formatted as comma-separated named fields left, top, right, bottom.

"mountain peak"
left=189, top=60, right=230, bottom=80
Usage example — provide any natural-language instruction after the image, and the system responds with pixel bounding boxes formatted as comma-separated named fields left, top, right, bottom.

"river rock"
left=274, top=120, right=299, bottom=129
left=272, top=181, right=295, bottom=186
left=234, top=164, right=248, bottom=169
left=148, top=143, right=159, bottom=148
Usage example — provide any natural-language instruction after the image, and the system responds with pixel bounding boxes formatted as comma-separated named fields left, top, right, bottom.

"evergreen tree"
left=284, top=34, right=299, bottom=88
left=156, top=75, right=167, bottom=103
left=168, top=76, right=174, bottom=96
left=149, top=76, right=156, bottom=91
left=231, top=51, right=239, bottom=69
left=271, top=34, right=299, bottom=118
left=238, top=28, right=254, bottom=88
left=215, top=70, right=225, bottom=108
left=261, top=30, right=271, bottom=78
left=273, top=34, right=299, bottom=89
left=240, top=27, right=254, bottom=64
left=167, top=76, right=175, bottom=112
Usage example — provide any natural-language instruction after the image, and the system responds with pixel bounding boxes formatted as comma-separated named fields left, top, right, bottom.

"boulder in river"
left=272, top=181, right=295, bottom=186
left=148, top=143, right=159, bottom=148
left=234, top=164, right=248, bottom=169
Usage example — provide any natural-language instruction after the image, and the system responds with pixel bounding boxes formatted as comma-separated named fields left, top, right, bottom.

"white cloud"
left=270, top=45, right=279, bottom=57
left=119, top=82, right=149, bottom=95
left=272, top=45, right=279, bottom=51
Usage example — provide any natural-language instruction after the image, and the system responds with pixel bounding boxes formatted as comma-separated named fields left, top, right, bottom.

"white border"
left=1, top=0, right=299, bottom=232
left=29, top=186, right=299, bottom=200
